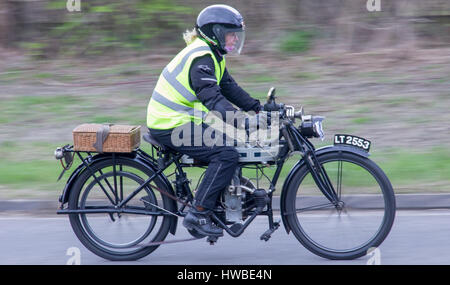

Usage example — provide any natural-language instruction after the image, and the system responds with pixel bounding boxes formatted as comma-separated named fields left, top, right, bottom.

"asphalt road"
left=1, top=209, right=450, bottom=265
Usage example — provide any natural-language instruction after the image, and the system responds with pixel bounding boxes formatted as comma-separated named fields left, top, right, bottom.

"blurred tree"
left=39, top=0, right=194, bottom=57
left=0, top=0, right=21, bottom=48
left=0, top=1, right=9, bottom=47
left=1, top=0, right=449, bottom=57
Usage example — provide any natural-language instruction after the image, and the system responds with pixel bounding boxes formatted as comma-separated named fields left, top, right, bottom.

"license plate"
left=334, top=134, right=371, bottom=152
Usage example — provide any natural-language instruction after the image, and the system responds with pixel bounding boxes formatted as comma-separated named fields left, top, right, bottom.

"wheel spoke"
left=337, top=160, right=343, bottom=200
left=92, top=170, right=116, bottom=205
left=296, top=202, right=335, bottom=213
left=113, top=162, right=119, bottom=204
left=119, top=164, right=124, bottom=202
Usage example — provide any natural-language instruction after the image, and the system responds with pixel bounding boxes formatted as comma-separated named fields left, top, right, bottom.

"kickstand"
left=260, top=220, right=281, bottom=242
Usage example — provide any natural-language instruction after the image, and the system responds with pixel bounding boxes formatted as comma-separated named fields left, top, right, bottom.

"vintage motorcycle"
left=55, top=87, right=396, bottom=261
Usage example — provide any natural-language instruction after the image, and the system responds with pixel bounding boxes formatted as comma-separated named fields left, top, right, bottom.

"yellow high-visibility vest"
left=147, top=38, right=226, bottom=130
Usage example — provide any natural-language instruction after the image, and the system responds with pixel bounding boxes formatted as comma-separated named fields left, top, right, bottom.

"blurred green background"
left=0, top=0, right=449, bottom=199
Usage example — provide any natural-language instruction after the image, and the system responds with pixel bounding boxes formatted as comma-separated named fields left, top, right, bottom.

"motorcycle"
left=55, top=87, right=396, bottom=261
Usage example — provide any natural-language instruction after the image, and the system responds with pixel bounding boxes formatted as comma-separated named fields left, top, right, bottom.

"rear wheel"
left=68, top=157, right=175, bottom=261
left=284, top=151, right=396, bottom=260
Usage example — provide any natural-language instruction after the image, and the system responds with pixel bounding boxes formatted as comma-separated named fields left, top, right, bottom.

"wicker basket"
left=73, top=123, right=141, bottom=153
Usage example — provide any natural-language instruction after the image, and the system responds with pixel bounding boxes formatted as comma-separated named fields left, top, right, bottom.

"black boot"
left=183, top=208, right=223, bottom=237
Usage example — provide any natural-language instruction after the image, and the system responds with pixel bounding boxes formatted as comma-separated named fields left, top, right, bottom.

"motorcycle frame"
left=57, top=118, right=344, bottom=239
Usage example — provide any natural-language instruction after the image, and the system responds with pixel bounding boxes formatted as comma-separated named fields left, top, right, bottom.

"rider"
left=146, top=4, right=266, bottom=237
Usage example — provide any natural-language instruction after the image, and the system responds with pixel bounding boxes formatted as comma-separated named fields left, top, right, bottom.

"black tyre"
left=284, top=151, right=396, bottom=260
left=68, top=157, right=175, bottom=261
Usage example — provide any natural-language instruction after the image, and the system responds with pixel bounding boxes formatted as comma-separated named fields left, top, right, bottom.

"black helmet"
left=196, top=5, right=245, bottom=55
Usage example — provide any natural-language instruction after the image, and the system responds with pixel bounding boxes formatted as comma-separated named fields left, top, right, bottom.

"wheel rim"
left=290, top=157, right=390, bottom=253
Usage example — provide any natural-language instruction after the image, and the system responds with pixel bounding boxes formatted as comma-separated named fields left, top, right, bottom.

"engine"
left=220, top=170, right=270, bottom=223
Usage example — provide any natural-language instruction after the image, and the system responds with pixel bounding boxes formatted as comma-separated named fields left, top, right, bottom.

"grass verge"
left=0, top=142, right=449, bottom=199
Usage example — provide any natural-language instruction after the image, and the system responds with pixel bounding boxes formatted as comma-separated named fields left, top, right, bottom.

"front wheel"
left=284, top=151, right=396, bottom=260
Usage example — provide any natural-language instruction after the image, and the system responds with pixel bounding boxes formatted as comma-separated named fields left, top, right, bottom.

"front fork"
left=286, top=125, right=341, bottom=208
left=303, top=150, right=341, bottom=208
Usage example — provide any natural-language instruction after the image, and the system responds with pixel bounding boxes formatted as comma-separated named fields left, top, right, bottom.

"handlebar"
left=262, top=87, right=325, bottom=140
left=263, top=86, right=303, bottom=121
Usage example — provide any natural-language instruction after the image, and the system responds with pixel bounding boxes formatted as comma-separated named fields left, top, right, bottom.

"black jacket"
left=188, top=50, right=261, bottom=121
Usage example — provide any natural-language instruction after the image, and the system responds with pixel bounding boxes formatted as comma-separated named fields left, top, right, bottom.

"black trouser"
left=149, top=122, right=239, bottom=210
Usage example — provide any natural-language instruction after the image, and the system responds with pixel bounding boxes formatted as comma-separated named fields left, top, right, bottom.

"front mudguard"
left=279, top=145, right=370, bottom=234
left=57, top=151, right=178, bottom=235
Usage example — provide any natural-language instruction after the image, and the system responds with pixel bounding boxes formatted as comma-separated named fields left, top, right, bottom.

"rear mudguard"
left=58, top=151, right=178, bottom=235
left=279, top=145, right=370, bottom=234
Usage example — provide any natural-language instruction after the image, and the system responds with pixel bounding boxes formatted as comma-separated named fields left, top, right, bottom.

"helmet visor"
left=212, top=24, right=246, bottom=55
left=224, top=30, right=245, bottom=55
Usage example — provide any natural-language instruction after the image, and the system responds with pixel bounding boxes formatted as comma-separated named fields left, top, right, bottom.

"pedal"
left=230, top=223, right=243, bottom=234
left=260, top=220, right=280, bottom=242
